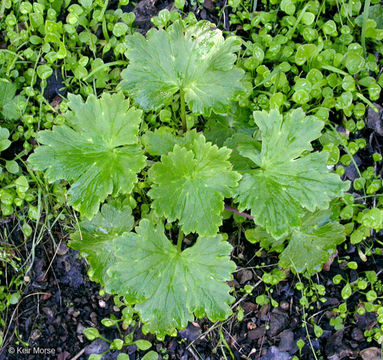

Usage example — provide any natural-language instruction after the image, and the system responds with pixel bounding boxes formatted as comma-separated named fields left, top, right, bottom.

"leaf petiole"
left=177, top=230, right=184, bottom=252
left=179, top=89, right=187, bottom=132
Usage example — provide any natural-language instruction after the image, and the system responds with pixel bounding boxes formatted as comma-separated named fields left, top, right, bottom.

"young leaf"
left=279, top=210, right=346, bottom=274
left=69, top=204, right=134, bottom=284
left=245, top=227, right=286, bottom=252
left=0, top=80, right=25, bottom=121
left=148, top=132, right=241, bottom=236
left=204, top=104, right=253, bottom=147
left=120, top=21, right=244, bottom=115
left=235, top=109, right=349, bottom=238
left=0, top=127, right=11, bottom=152
left=0, top=80, right=16, bottom=111
left=28, top=93, right=146, bottom=219
left=142, top=127, right=181, bottom=156
left=106, top=219, right=235, bottom=337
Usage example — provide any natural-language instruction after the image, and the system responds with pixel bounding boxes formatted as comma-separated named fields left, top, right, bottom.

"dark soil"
left=1, top=1, right=383, bottom=360
left=2, top=198, right=383, bottom=360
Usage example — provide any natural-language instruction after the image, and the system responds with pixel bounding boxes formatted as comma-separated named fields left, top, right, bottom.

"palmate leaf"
left=142, top=127, right=181, bottom=156
left=120, top=20, right=244, bottom=115
left=28, top=93, right=146, bottom=219
left=105, top=219, right=236, bottom=337
left=148, top=132, right=241, bottom=236
left=69, top=204, right=134, bottom=284
left=234, top=109, right=349, bottom=238
left=279, top=210, right=346, bottom=274
left=204, top=103, right=253, bottom=147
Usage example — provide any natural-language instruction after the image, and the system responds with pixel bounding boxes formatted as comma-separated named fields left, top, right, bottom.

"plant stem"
left=361, top=0, right=370, bottom=57
left=180, top=88, right=187, bottom=132
left=0, top=0, right=6, bottom=19
left=224, top=205, right=254, bottom=220
left=177, top=230, right=184, bottom=252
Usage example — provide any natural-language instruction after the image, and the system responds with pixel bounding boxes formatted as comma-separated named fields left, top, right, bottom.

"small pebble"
left=280, top=301, right=289, bottom=311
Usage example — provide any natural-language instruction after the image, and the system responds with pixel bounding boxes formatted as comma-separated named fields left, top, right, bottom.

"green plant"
left=28, top=19, right=349, bottom=338
left=82, top=295, right=156, bottom=359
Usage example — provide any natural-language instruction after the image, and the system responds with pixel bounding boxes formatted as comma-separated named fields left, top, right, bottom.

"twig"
left=187, top=346, right=201, bottom=360
left=41, top=238, right=62, bottom=281
left=70, top=348, right=85, bottom=360
left=186, top=279, right=263, bottom=350
left=1, top=292, right=50, bottom=352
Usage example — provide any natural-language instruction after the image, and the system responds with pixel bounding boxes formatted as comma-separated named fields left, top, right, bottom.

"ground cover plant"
left=1, top=0, right=383, bottom=359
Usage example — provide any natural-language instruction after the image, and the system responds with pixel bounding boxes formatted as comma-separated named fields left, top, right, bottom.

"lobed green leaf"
left=279, top=210, right=346, bottom=274
left=148, top=132, right=241, bottom=236
left=120, top=20, right=244, bottom=115
left=28, top=92, right=146, bottom=219
left=106, top=219, right=236, bottom=337
left=234, top=109, right=349, bottom=238
left=69, top=203, right=134, bottom=284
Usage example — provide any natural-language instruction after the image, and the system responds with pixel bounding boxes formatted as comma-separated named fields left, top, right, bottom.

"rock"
left=90, top=312, right=97, bottom=325
left=42, top=307, right=54, bottom=318
left=238, top=269, right=253, bottom=284
left=351, top=328, right=364, bottom=342
left=56, top=243, right=68, bottom=256
left=325, top=329, right=353, bottom=360
left=41, top=292, right=52, bottom=301
left=278, top=330, right=297, bottom=354
left=259, top=346, right=290, bottom=360
left=355, top=312, right=378, bottom=330
left=259, top=304, right=270, bottom=321
left=30, top=329, right=41, bottom=341
left=76, top=323, right=85, bottom=335
left=179, top=322, right=202, bottom=341
left=324, top=297, right=340, bottom=307
left=280, top=301, right=289, bottom=311
left=367, top=104, right=383, bottom=135
left=98, top=300, right=107, bottom=308
left=57, top=351, right=70, bottom=360
left=268, top=308, right=289, bottom=336
left=248, top=326, right=266, bottom=340
left=203, top=0, right=215, bottom=11
left=242, top=302, right=257, bottom=314
left=344, top=155, right=362, bottom=181
left=85, top=338, right=109, bottom=355
left=360, top=347, right=381, bottom=360
left=323, top=251, right=338, bottom=271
